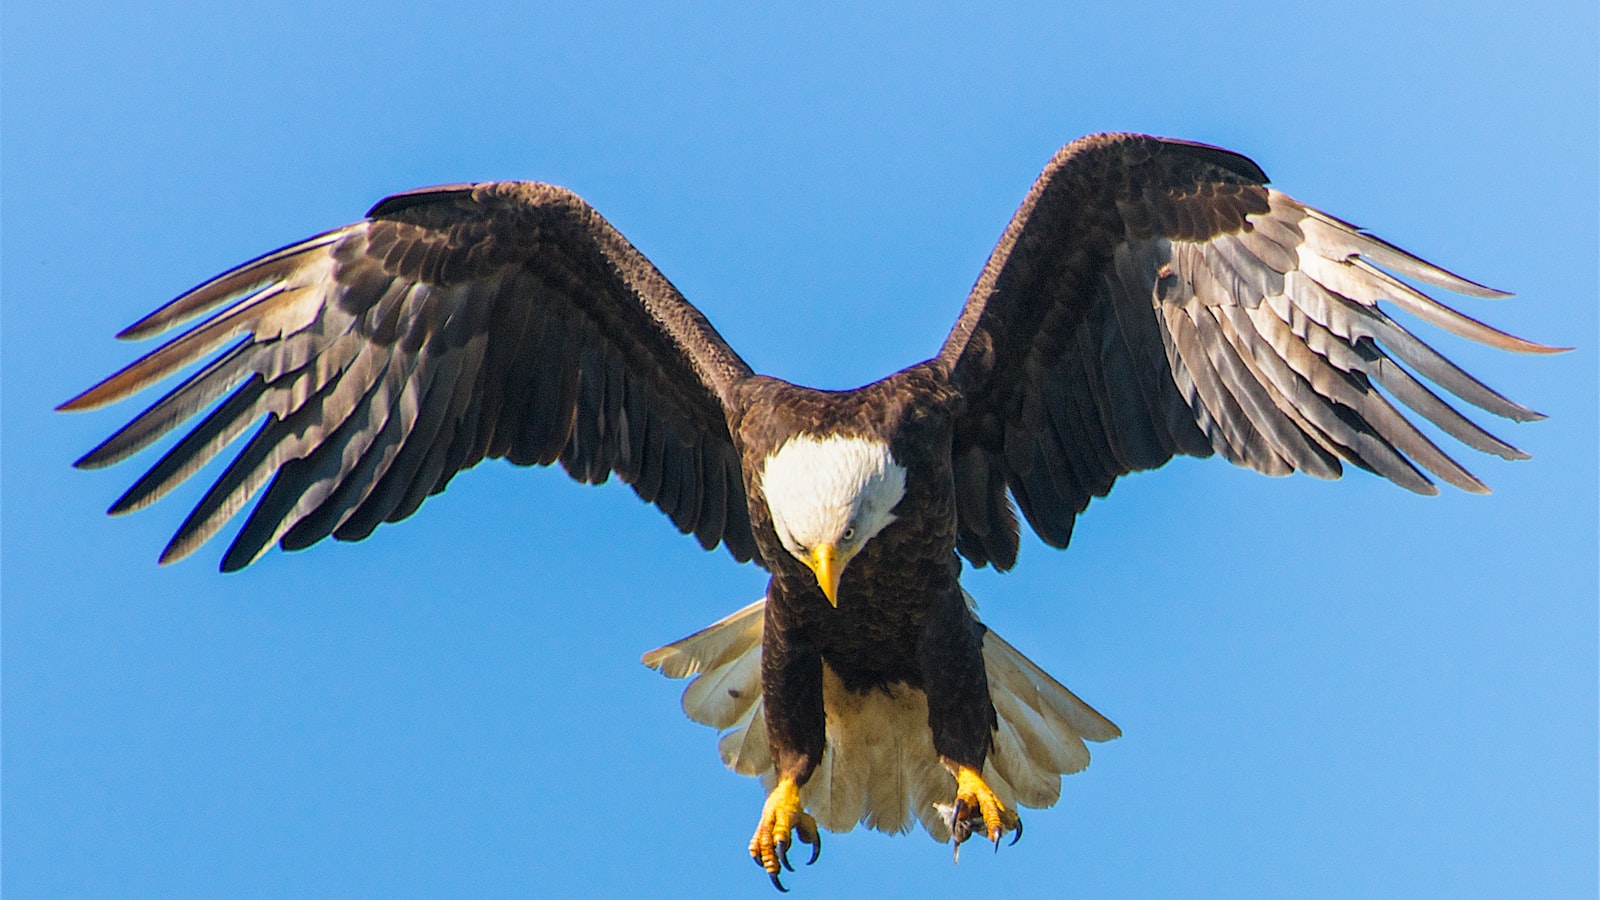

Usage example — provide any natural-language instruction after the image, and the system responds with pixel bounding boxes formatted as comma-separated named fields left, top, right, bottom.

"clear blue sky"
left=5, top=2, right=1595, bottom=897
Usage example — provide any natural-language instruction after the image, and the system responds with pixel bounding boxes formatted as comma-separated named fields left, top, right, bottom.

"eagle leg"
left=748, top=776, right=821, bottom=891
left=946, top=765, right=1022, bottom=858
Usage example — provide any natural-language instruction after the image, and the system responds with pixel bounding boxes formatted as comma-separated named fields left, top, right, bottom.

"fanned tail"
left=642, top=595, right=1119, bottom=842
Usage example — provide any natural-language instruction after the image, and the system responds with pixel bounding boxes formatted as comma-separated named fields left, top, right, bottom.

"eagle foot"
left=748, top=777, right=821, bottom=892
left=946, top=765, right=1022, bottom=860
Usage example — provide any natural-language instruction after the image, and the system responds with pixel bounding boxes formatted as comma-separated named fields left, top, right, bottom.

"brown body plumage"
left=62, top=133, right=1559, bottom=888
left=734, top=369, right=996, bottom=779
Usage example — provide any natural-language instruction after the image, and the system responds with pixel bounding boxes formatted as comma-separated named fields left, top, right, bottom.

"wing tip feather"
left=58, top=383, right=123, bottom=414
left=156, top=541, right=191, bottom=567
left=1519, top=342, right=1574, bottom=356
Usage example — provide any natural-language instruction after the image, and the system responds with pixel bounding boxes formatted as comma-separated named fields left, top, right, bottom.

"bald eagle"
left=62, top=133, right=1556, bottom=889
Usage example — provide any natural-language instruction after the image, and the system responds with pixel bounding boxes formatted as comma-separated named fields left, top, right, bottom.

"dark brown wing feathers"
left=65, top=135, right=1555, bottom=576
left=940, top=133, right=1559, bottom=570
left=63, top=182, right=758, bottom=569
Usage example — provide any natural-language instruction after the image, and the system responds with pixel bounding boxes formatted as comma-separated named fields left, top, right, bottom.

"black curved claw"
left=805, top=833, right=822, bottom=866
left=949, top=798, right=973, bottom=846
left=990, top=812, right=1024, bottom=851
left=778, top=839, right=794, bottom=873
left=769, top=871, right=788, bottom=893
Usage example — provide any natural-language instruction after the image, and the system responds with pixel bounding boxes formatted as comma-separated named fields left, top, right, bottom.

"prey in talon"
left=940, top=759, right=1017, bottom=858
left=943, top=765, right=1023, bottom=861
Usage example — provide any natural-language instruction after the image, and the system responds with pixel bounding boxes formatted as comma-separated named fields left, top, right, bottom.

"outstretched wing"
left=62, top=182, right=758, bottom=570
left=936, top=133, right=1561, bottom=570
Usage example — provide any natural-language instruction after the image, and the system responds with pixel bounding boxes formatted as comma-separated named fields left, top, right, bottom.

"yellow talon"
left=748, top=777, right=821, bottom=891
left=948, top=765, right=1022, bottom=853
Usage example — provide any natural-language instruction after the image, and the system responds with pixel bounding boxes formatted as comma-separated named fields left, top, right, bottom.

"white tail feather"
left=720, top=698, right=772, bottom=775
left=644, top=596, right=1120, bottom=842
left=681, top=641, right=763, bottom=730
left=641, top=599, right=765, bottom=680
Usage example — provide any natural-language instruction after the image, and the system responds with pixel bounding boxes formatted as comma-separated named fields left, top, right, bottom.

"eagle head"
left=760, top=434, right=907, bottom=606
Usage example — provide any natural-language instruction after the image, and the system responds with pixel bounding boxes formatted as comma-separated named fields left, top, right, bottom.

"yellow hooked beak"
left=807, top=543, right=842, bottom=607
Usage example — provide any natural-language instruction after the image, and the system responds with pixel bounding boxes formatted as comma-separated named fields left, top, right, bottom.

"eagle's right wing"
left=936, top=133, right=1562, bottom=570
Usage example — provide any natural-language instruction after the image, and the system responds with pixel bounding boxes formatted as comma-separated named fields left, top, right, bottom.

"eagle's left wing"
left=935, top=133, right=1561, bottom=571
left=62, top=182, right=759, bottom=570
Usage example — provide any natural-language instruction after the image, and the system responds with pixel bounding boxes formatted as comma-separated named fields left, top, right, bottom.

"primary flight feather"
left=62, top=133, right=1558, bottom=889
